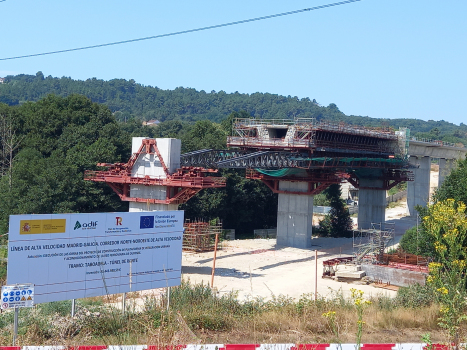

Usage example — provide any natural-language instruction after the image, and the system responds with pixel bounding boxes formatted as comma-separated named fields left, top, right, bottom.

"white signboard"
left=1, top=284, right=34, bottom=309
left=7, top=211, right=184, bottom=304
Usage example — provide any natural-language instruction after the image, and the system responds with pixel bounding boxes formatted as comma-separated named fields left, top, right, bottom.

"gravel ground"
left=133, top=170, right=438, bottom=305
left=179, top=169, right=439, bottom=301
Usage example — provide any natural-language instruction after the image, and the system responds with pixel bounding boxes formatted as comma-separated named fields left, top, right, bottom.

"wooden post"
left=211, top=232, right=219, bottom=288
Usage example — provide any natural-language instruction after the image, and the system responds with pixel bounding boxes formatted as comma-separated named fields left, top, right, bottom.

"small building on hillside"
left=142, top=119, right=160, bottom=126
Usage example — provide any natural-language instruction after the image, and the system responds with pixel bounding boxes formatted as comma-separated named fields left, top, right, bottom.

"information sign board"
left=7, top=211, right=184, bottom=304
left=1, top=284, right=34, bottom=309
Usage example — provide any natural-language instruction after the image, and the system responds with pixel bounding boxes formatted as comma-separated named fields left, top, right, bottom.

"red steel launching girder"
left=85, top=139, right=225, bottom=205
left=246, top=168, right=413, bottom=194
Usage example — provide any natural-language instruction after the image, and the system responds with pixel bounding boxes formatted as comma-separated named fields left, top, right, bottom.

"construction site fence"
left=224, top=229, right=235, bottom=240
left=348, top=206, right=358, bottom=215
left=313, top=206, right=331, bottom=214
left=254, top=229, right=277, bottom=239
left=386, top=190, right=407, bottom=204
left=346, top=190, right=407, bottom=215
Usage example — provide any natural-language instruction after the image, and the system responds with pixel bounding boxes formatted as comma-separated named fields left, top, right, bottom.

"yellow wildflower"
left=428, top=262, right=442, bottom=271
left=437, top=287, right=449, bottom=295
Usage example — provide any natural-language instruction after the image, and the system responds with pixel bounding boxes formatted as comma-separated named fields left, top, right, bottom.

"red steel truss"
left=84, top=139, right=226, bottom=205
left=246, top=168, right=413, bottom=194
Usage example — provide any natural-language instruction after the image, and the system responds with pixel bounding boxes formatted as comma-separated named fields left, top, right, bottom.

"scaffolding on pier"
left=353, top=222, right=395, bottom=264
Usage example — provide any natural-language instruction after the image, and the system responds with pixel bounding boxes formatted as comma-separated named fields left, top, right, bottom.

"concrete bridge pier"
left=276, top=181, right=313, bottom=248
left=357, top=179, right=386, bottom=229
left=438, top=158, right=457, bottom=187
left=129, top=137, right=181, bottom=212
left=407, top=155, right=431, bottom=217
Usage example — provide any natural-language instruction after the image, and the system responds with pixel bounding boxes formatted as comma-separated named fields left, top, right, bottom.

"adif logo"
left=74, top=221, right=97, bottom=230
left=116, top=217, right=123, bottom=225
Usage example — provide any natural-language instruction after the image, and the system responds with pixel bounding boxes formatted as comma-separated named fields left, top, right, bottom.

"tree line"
left=1, top=72, right=466, bottom=145
left=0, top=97, right=277, bottom=246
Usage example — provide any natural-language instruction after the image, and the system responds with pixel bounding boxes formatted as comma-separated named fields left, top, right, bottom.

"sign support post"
left=1, top=283, right=35, bottom=345
left=166, top=287, right=171, bottom=312
left=13, top=307, right=18, bottom=345
left=71, top=299, right=76, bottom=317
left=314, top=250, right=318, bottom=301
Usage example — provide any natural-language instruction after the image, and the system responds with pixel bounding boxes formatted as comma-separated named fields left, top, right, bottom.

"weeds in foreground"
left=350, top=289, right=371, bottom=350
left=322, top=289, right=371, bottom=350
left=0, top=280, right=457, bottom=345
left=424, top=200, right=467, bottom=346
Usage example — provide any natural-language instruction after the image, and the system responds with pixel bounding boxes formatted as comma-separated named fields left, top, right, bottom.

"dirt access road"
left=181, top=203, right=416, bottom=301
left=180, top=168, right=439, bottom=301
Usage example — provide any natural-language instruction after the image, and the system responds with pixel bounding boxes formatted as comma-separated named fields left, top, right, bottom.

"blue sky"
left=1, top=0, right=466, bottom=125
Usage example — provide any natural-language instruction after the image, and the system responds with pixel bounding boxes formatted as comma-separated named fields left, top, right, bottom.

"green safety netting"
left=256, top=168, right=306, bottom=177
left=255, top=157, right=407, bottom=177
left=289, top=157, right=405, bottom=164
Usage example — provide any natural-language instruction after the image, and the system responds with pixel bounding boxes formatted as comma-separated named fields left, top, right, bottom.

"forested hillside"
left=1, top=72, right=466, bottom=144
left=0, top=97, right=276, bottom=251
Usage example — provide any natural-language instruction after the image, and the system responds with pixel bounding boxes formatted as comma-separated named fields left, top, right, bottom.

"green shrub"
left=399, top=226, right=436, bottom=257
left=395, top=283, right=434, bottom=308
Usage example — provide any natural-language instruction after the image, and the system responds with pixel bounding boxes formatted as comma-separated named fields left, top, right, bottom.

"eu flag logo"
left=140, top=216, right=154, bottom=229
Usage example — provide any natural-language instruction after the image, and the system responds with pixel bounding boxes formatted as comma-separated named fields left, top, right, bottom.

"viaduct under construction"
left=85, top=118, right=466, bottom=249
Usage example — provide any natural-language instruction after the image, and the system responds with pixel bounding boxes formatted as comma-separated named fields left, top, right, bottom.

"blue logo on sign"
left=27, top=290, right=32, bottom=295
left=2, top=298, right=7, bottom=302
left=2, top=292, right=7, bottom=297
left=15, top=297, right=20, bottom=301
left=9, top=297, right=13, bottom=302
left=21, top=291, right=26, bottom=295
left=140, top=216, right=154, bottom=229
left=9, top=292, right=14, bottom=296
left=15, top=291, right=20, bottom=296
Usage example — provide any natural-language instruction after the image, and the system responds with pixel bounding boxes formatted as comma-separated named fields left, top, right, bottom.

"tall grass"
left=0, top=280, right=455, bottom=346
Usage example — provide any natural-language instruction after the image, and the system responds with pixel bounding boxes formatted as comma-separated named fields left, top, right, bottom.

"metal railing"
left=233, top=117, right=315, bottom=127
left=409, top=137, right=465, bottom=148
left=227, top=136, right=312, bottom=149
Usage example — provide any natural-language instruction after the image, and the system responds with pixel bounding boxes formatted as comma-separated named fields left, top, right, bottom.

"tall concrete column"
left=357, top=179, right=386, bottom=229
left=407, top=155, right=431, bottom=216
left=129, top=137, right=181, bottom=212
left=438, top=158, right=456, bottom=188
left=276, top=181, right=313, bottom=248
